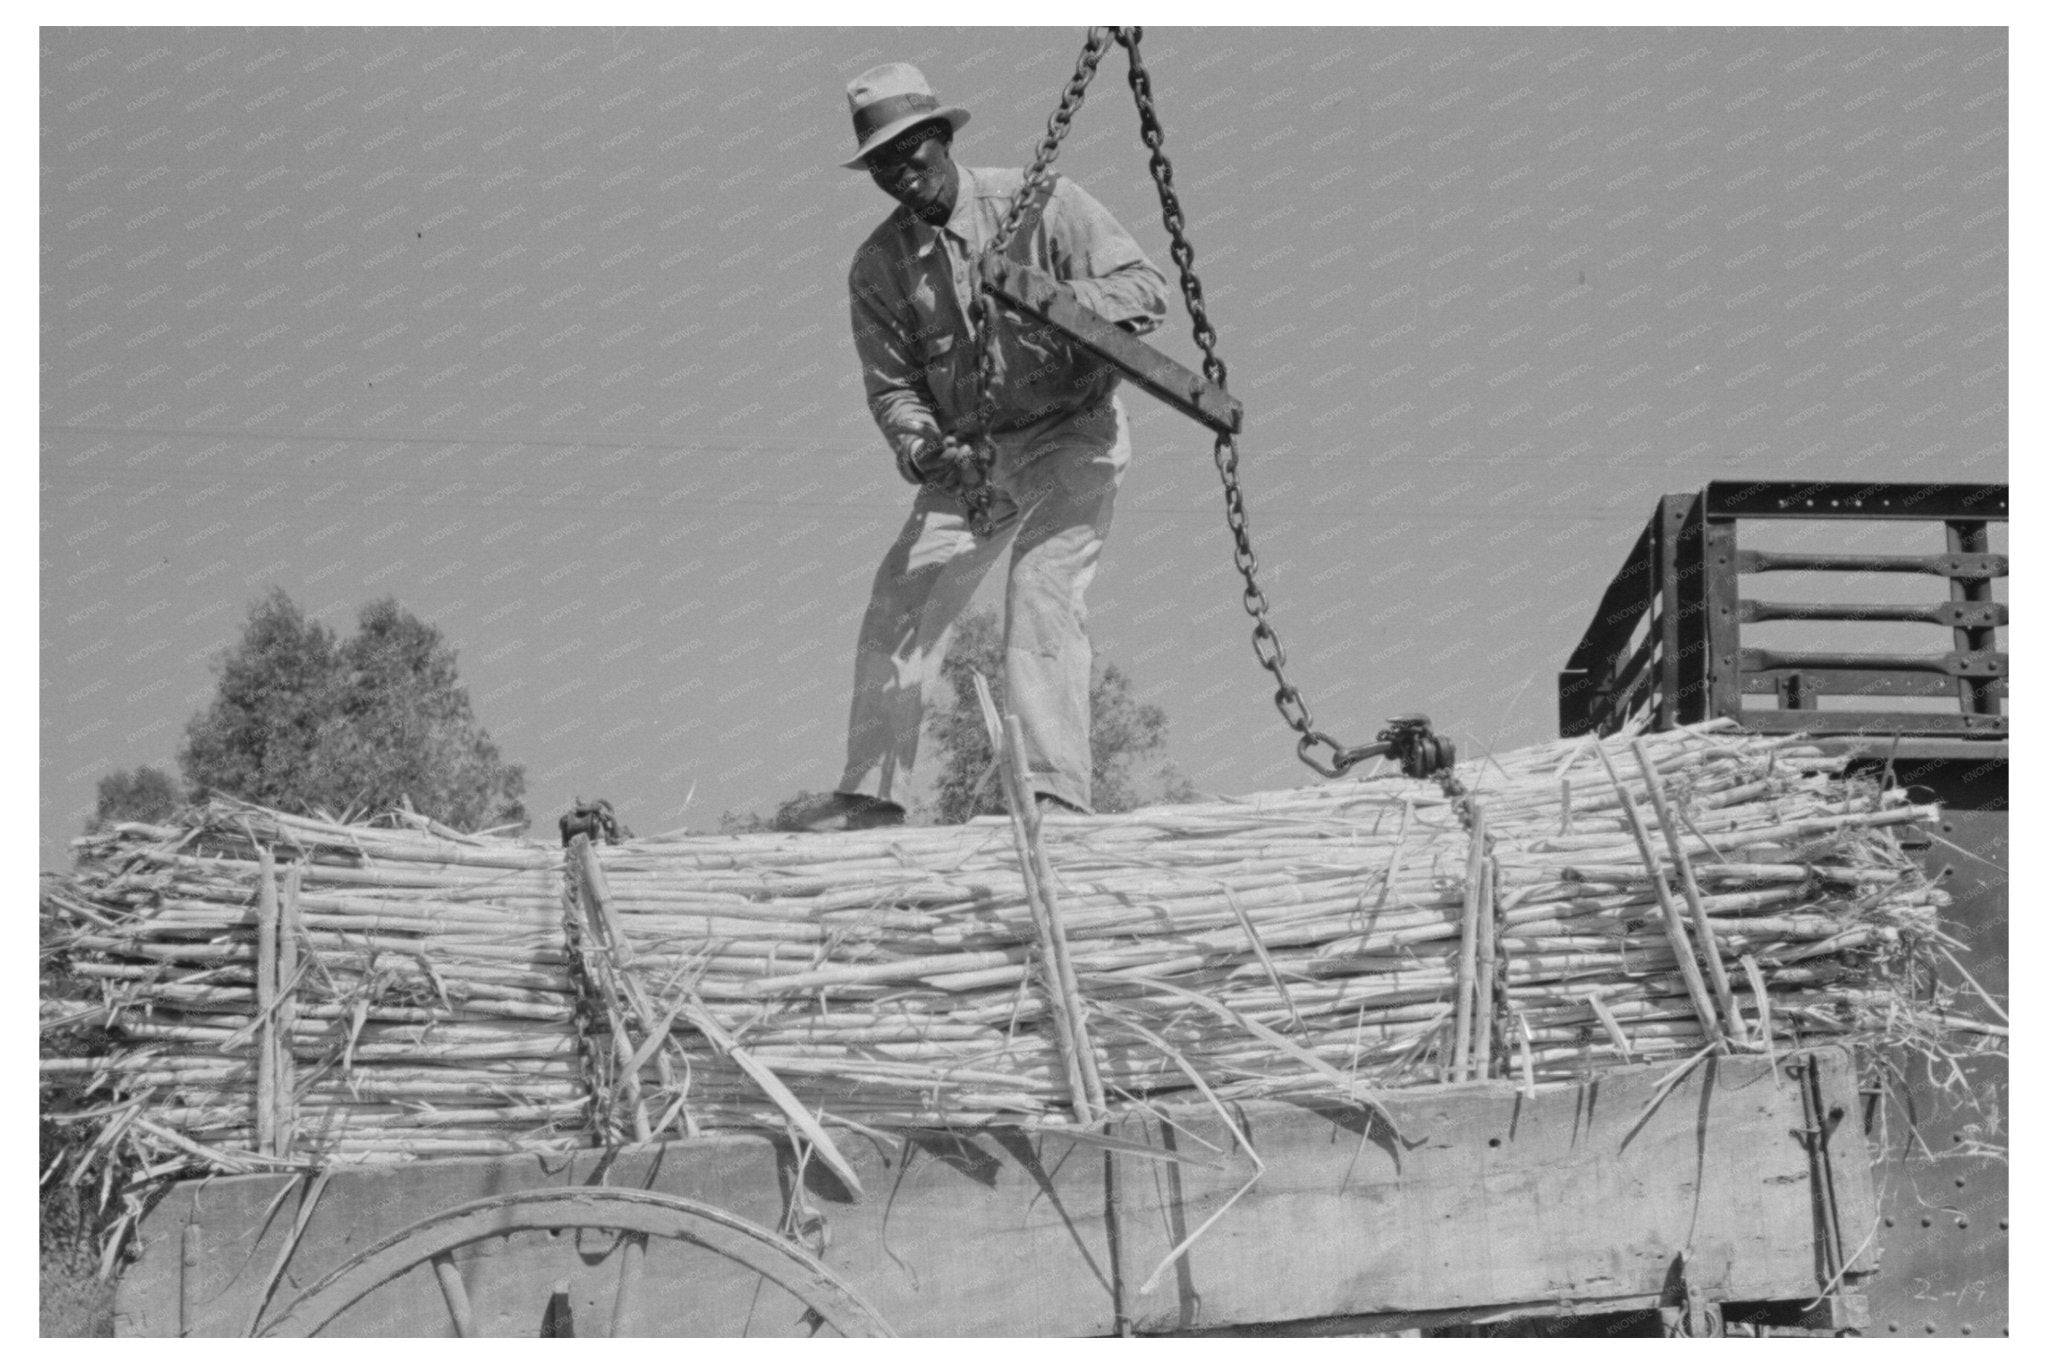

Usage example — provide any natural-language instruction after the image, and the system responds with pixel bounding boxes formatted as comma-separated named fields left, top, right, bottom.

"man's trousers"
left=838, top=398, right=1130, bottom=812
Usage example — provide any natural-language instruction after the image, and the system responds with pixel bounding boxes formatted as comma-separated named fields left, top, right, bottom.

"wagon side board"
left=118, top=1049, right=1873, bottom=1336
left=1857, top=763, right=2009, bottom=1338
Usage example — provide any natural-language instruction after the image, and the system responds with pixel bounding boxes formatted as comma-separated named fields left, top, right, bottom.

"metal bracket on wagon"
left=1326, top=714, right=1457, bottom=780
left=559, top=798, right=631, bottom=847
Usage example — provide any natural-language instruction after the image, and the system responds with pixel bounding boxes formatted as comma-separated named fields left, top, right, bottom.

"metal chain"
left=1439, top=767, right=1475, bottom=828
left=955, top=28, right=1114, bottom=537
left=963, top=28, right=1376, bottom=779
left=1117, top=28, right=1357, bottom=778
left=987, top=27, right=1113, bottom=261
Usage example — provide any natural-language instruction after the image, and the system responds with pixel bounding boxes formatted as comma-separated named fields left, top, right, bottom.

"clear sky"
left=39, top=24, right=2007, bottom=868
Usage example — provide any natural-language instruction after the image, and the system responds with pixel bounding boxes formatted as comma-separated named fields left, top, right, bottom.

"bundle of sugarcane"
left=570, top=721, right=1953, bottom=1148
left=42, top=808, right=591, bottom=1186
left=42, top=721, right=1961, bottom=1199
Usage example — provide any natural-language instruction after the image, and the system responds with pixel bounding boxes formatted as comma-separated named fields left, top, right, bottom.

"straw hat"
left=839, top=62, right=970, bottom=170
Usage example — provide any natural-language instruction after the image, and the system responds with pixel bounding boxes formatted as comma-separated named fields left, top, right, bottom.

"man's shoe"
left=776, top=791, right=906, bottom=833
left=1034, top=791, right=1088, bottom=818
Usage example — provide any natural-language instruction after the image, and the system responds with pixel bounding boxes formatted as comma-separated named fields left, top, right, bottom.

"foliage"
left=39, top=1245, right=113, bottom=1337
left=88, top=765, right=183, bottom=833
left=720, top=791, right=823, bottom=834
left=175, top=589, right=338, bottom=813
left=312, top=598, right=527, bottom=829
left=177, top=590, right=526, bottom=831
left=47, top=593, right=525, bottom=1325
left=925, top=608, right=1195, bottom=824
left=41, top=885, right=116, bottom=1335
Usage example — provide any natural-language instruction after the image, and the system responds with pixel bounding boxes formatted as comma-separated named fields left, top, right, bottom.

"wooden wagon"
left=92, top=478, right=2003, bottom=1338
left=1557, top=480, right=2009, bottom=1337
left=118, top=1045, right=1873, bottom=1337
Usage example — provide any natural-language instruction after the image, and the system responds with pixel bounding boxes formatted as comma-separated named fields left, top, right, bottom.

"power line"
left=41, top=420, right=1724, bottom=476
left=40, top=460, right=1656, bottom=526
left=38, top=491, right=1645, bottom=527
left=43, top=422, right=878, bottom=458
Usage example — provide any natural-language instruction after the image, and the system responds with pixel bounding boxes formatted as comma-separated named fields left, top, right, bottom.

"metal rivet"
left=1884, top=1216, right=1896, bottom=1228
left=1956, top=1176, right=1968, bottom=1188
left=1961, top=1325, right=1973, bottom=1335
left=1887, top=1323, right=1900, bottom=1334
left=1998, top=1219, right=2008, bottom=1231
left=1921, top=1216, right=1934, bottom=1228
left=1925, top=1323, right=1938, bottom=1334
left=1958, top=1218, right=1969, bottom=1229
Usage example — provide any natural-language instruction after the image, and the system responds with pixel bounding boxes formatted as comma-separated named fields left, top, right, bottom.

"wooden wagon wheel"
left=256, top=1187, right=894, bottom=1338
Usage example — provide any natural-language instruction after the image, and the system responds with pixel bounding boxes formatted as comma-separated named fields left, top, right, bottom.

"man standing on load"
left=783, top=63, right=1171, bottom=832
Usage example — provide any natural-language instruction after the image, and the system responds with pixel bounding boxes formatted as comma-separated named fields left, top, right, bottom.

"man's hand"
left=896, top=434, right=945, bottom=485
left=898, top=434, right=984, bottom=490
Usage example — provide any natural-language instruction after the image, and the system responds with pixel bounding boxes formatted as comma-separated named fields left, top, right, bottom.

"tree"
left=311, top=598, right=527, bottom=830
left=719, top=792, right=821, bottom=834
left=925, top=608, right=1196, bottom=824
left=176, top=589, right=338, bottom=811
left=89, top=765, right=183, bottom=831
left=178, top=590, right=526, bottom=830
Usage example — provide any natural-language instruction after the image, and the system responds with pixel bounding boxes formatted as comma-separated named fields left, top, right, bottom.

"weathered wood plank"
left=116, top=1050, right=1863, bottom=1336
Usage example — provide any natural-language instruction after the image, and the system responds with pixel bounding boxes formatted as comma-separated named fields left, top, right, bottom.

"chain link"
left=958, top=28, right=1373, bottom=778
left=954, top=29, right=1114, bottom=538
left=1117, top=27, right=1357, bottom=779
left=987, top=29, right=1113, bottom=262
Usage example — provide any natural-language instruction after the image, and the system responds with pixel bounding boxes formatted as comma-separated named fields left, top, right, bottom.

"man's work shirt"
left=849, top=166, right=1170, bottom=469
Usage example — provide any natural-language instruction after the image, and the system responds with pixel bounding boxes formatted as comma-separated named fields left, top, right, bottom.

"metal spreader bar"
left=979, top=255, right=1244, bottom=436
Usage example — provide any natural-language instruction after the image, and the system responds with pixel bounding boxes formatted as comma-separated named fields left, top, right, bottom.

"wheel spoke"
left=542, top=1280, right=575, bottom=1337
left=609, top=1233, right=646, bottom=1338
left=430, top=1252, right=475, bottom=1338
left=263, top=1187, right=894, bottom=1337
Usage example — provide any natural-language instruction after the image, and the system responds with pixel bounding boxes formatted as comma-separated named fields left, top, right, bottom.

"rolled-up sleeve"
left=1046, top=178, right=1170, bottom=337
left=849, top=248, right=942, bottom=470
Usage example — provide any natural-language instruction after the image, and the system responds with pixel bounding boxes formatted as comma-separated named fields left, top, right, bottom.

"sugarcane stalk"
left=1002, top=710, right=1108, bottom=1118
left=1474, top=849, right=1497, bottom=1078
left=276, top=863, right=301, bottom=1155
left=1632, top=738, right=1749, bottom=1046
left=569, top=840, right=663, bottom=1143
left=578, top=837, right=864, bottom=1189
left=1592, top=745, right=1726, bottom=1044
left=969, top=675, right=1097, bottom=1123
left=1450, top=803, right=1486, bottom=1082
left=254, top=848, right=279, bottom=1157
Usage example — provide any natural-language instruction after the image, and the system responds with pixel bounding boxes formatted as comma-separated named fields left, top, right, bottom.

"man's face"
left=865, top=123, right=958, bottom=224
